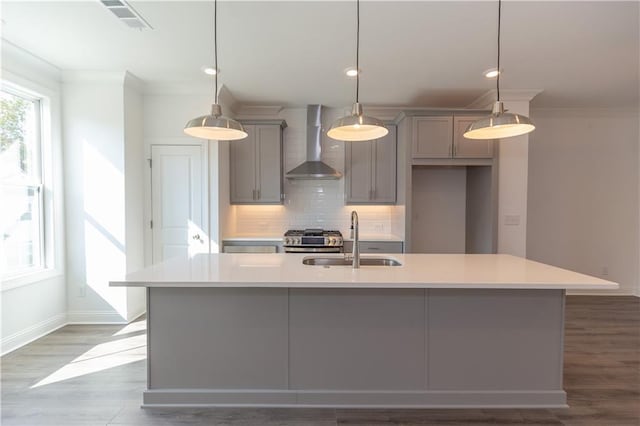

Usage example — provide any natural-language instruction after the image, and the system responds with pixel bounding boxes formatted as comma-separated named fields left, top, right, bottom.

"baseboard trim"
left=66, top=310, right=128, bottom=324
left=142, top=389, right=567, bottom=408
left=1, top=313, right=67, bottom=356
left=128, top=308, right=147, bottom=322
left=566, top=292, right=638, bottom=297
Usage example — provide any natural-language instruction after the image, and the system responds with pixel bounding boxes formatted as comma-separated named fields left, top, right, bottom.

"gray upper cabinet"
left=412, top=117, right=453, bottom=158
left=230, top=122, right=285, bottom=204
left=412, top=115, right=494, bottom=159
left=453, top=116, right=494, bottom=158
left=345, top=125, right=397, bottom=204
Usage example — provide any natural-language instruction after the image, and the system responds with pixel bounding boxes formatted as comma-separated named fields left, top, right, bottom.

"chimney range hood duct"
left=286, top=105, right=342, bottom=180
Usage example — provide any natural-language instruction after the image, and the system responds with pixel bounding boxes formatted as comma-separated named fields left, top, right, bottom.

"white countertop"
left=110, top=253, right=618, bottom=290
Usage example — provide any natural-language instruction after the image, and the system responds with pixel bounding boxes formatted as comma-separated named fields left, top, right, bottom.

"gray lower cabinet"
left=230, top=121, right=286, bottom=204
left=343, top=240, right=404, bottom=254
left=222, top=239, right=284, bottom=253
left=145, top=287, right=565, bottom=407
left=345, top=125, right=397, bottom=204
left=412, top=115, right=494, bottom=159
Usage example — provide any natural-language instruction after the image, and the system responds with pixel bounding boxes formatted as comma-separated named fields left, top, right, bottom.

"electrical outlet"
left=601, top=266, right=609, bottom=277
left=78, top=284, right=86, bottom=297
left=374, top=223, right=384, bottom=232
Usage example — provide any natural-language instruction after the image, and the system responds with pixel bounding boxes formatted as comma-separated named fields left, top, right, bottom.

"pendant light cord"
left=496, top=0, right=501, bottom=102
left=355, top=0, right=360, bottom=104
left=214, top=0, right=218, bottom=104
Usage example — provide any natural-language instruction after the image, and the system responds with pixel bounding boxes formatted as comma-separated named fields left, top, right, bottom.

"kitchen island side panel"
left=145, top=287, right=566, bottom=407
left=148, top=287, right=289, bottom=389
left=289, top=288, right=425, bottom=390
left=427, top=289, right=565, bottom=391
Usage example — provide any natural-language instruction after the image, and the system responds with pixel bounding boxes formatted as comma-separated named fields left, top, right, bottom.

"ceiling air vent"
left=99, top=0, right=153, bottom=30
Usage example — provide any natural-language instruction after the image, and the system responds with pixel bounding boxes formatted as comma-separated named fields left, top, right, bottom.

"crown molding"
left=235, top=105, right=284, bottom=120
left=61, top=70, right=127, bottom=84
left=217, top=84, right=240, bottom=117
left=531, top=106, right=640, bottom=118
left=142, top=80, right=211, bottom=95
left=467, top=89, right=543, bottom=109
left=1, top=39, right=61, bottom=80
left=123, top=71, right=144, bottom=92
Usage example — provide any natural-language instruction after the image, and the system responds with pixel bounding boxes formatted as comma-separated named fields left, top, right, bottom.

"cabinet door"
left=255, top=125, right=282, bottom=203
left=372, top=125, right=397, bottom=203
left=343, top=241, right=404, bottom=254
left=412, top=116, right=453, bottom=158
left=230, top=125, right=257, bottom=203
left=345, top=141, right=373, bottom=203
left=453, top=116, right=494, bottom=158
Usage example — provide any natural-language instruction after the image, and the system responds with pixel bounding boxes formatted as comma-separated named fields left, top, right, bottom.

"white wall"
left=63, top=71, right=144, bottom=322
left=498, top=100, right=531, bottom=257
left=123, top=74, right=146, bottom=315
left=527, top=108, right=640, bottom=296
left=1, top=41, right=67, bottom=354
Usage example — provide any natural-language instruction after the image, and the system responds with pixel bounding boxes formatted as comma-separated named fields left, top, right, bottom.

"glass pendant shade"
left=463, top=101, right=535, bottom=140
left=327, top=103, right=388, bottom=142
left=184, top=104, right=248, bottom=141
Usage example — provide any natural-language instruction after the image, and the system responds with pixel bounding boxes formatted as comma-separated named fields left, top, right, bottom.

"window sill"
left=2, top=268, right=63, bottom=292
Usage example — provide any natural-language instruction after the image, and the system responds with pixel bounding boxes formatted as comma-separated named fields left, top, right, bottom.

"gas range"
left=283, top=229, right=344, bottom=253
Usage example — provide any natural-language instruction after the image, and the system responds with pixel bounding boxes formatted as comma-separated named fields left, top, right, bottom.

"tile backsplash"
left=227, top=107, right=404, bottom=238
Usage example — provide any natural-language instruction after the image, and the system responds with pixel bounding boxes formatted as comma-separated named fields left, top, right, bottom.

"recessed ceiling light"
left=484, top=68, right=501, bottom=78
left=345, top=68, right=360, bottom=77
left=202, top=66, right=218, bottom=76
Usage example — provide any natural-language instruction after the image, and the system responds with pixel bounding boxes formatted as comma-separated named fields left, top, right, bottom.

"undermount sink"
left=302, top=256, right=402, bottom=267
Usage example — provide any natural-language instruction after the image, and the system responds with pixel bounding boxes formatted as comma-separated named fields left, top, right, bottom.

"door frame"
left=144, top=140, right=209, bottom=266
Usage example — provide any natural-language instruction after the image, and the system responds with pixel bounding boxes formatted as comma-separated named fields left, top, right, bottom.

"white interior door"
left=151, top=145, right=208, bottom=263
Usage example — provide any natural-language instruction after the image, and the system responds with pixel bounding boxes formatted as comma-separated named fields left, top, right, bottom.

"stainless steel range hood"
left=286, top=105, right=342, bottom=180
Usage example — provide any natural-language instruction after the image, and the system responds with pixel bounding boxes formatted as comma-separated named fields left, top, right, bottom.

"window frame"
left=1, top=76, right=62, bottom=290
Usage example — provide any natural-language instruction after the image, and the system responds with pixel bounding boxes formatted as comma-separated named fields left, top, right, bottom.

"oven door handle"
left=284, top=247, right=343, bottom=253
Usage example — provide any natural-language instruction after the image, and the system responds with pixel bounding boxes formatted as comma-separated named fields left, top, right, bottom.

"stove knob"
left=330, top=238, right=336, bottom=245
left=285, top=238, right=290, bottom=245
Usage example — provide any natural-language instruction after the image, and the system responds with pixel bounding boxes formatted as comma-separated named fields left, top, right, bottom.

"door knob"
left=192, top=234, right=201, bottom=241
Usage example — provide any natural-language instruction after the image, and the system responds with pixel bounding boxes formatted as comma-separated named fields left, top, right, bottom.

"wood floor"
left=2, top=296, right=638, bottom=425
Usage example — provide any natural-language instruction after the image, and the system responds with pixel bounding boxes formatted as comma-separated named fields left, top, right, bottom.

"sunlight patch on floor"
left=31, top=333, right=146, bottom=388
left=113, top=319, right=146, bottom=336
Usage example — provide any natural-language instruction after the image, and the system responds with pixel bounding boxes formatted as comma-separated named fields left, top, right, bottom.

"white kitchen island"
left=110, top=253, right=617, bottom=409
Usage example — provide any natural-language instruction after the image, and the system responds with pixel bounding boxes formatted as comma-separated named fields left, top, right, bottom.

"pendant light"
left=184, top=0, right=247, bottom=141
left=327, top=0, right=388, bottom=142
left=464, top=0, right=535, bottom=140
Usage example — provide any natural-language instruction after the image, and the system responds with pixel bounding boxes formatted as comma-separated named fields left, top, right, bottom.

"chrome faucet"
left=350, top=210, right=360, bottom=269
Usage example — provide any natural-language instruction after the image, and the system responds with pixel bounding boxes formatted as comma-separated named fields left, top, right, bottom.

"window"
left=1, top=86, right=44, bottom=278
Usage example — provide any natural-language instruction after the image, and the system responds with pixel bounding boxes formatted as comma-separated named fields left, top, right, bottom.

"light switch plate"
left=505, top=215, right=521, bottom=226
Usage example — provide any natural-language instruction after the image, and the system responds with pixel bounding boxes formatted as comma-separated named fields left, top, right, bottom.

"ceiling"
left=2, top=1, right=638, bottom=109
